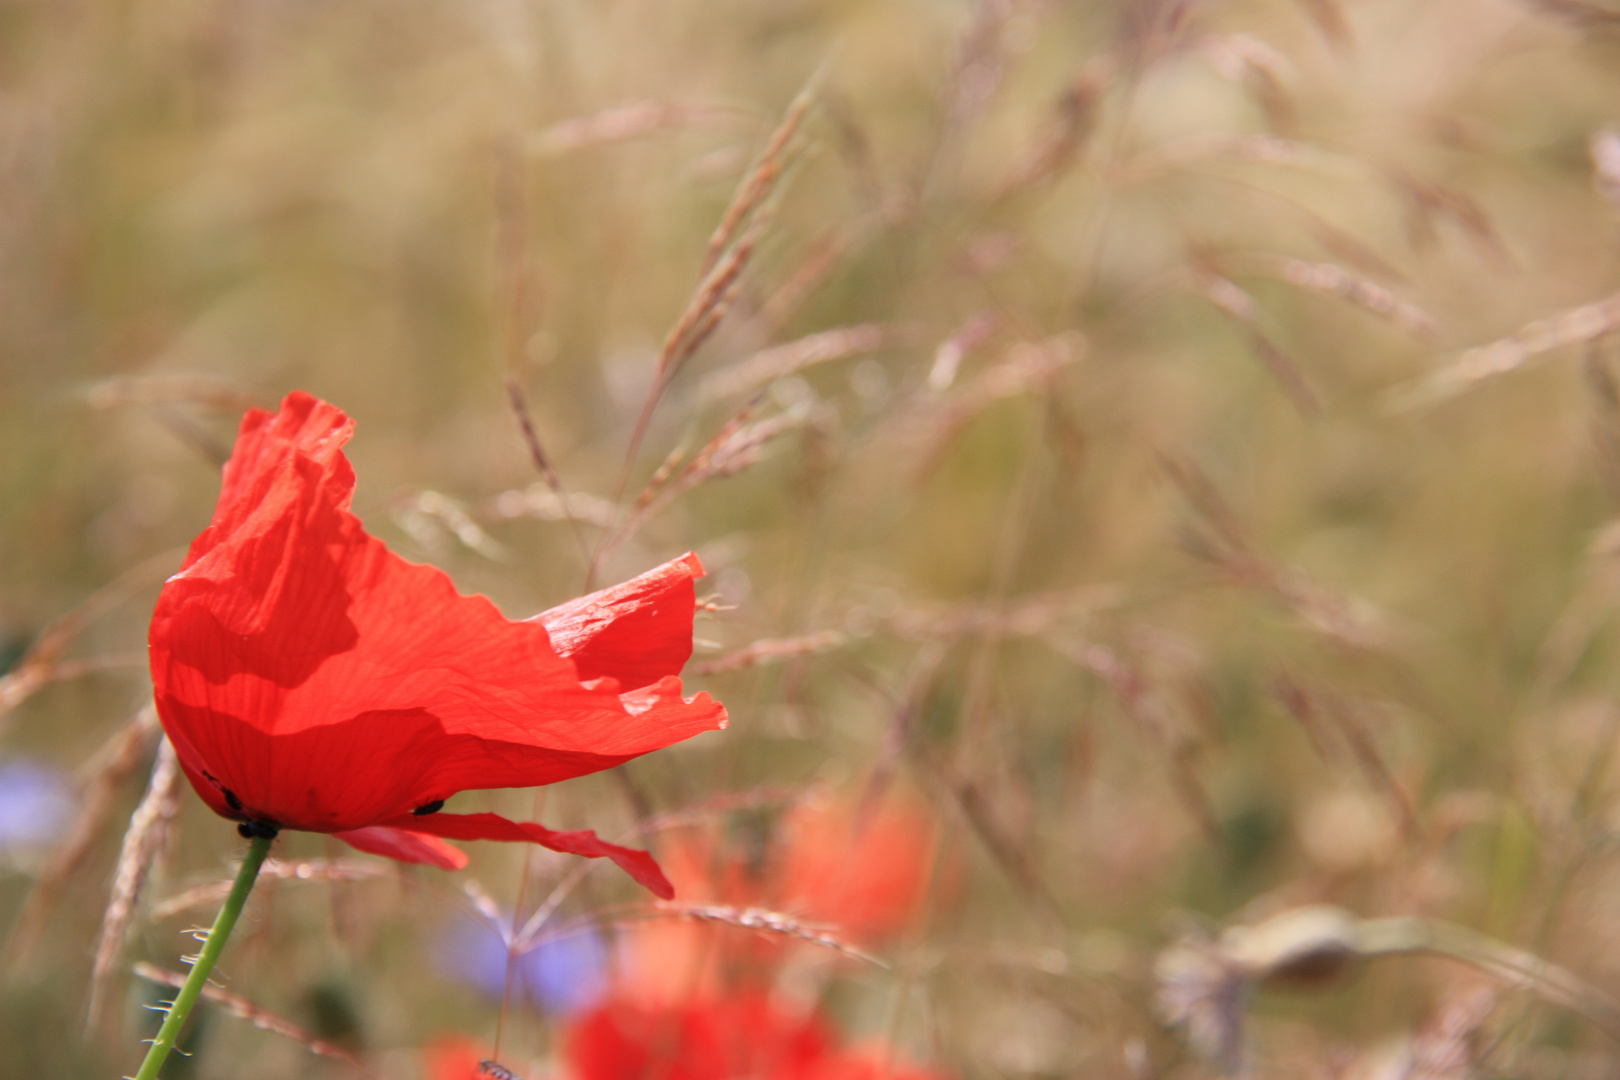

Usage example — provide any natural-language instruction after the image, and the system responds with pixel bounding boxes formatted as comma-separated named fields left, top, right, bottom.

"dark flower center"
left=220, top=787, right=279, bottom=838
left=413, top=799, right=446, bottom=816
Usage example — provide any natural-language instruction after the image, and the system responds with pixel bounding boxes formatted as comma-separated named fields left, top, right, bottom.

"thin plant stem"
left=133, top=832, right=274, bottom=1080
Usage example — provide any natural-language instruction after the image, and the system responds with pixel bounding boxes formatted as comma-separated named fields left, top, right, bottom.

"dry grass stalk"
left=19, top=652, right=145, bottom=685
left=0, top=549, right=180, bottom=730
left=1324, top=695, right=1418, bottom=841
left=1120, top=0, right=1199, bottom=67
left=603, top=73, right=818, bottom=545
left=654, top=902, right=887, bottom=967
left=493, top=141, right=595, bottom=569
left=692, top=630, right=847, bottom=676
left=1271, top=676, right=1419, bottom=840
left=88, top=736, right=183, bottom=1028
left=1294, top=0, right=1353, bottom=49
left=629, top=786, right=805, bottom=839
left=1150, top=166, right=1411, bottom=290
left=922, top=0, right=1019, bottom=198
left=133, top=962, right=379, bottom=1073
left=883, top=584, right=1123, bottom=642
left=600, top=399, right=823, bottom=565
left=151, top=859, right=393, bottom=922
left=940, top=771, right=1068, bottom=931
left=1053, top=638, right=1179, bottom=745
left=1050, top=636, right=1220, bottom=839
left=7, top=705, right=161, bottom=962
left=484, top=485, right=617, bottom=527
left=1586, top=346, right=1620, bottom=499
left=911, top=335, right=1083, bottom=475
left=1526, top=0, right=1620, bottom=30
left=701, top=84, right=815, bottom=279
left=147, top=401, right=234, bottom=465
left=755, top=212, right=892, bottom=333
left=1196, top=34, right=1296, bottom=133
left=1303, top=217, right=1412, bottom=285
left=632, top=440, right=694, bottom=513
left=819, top=88, right=885, bottom=211
left=995, top=58, right=1112, bottom=196
left=1266, top=567, right=1399, bottom=652
left=529, top=101, right=743, bottom=156
left=859, top=641, right=949, bottom=823
left=511, top=788, right=808, bottom=952
left=1401, top=920, right=1620, bottom=1042
left=702, top=323, right=899, bottom=400
left=84, top=374, right=263, bottom=413
left=667, top=216, right=764, bottom=385
left=461, top=877, right=507, bottom=930
left=1392, top=171, right=1509, bottom=264
left=394, top=490, right=508, bottom=561
left=523, top=902, right=886, bottom=968
left=927, top=312, right=998, bottom=392
left=503, top=380, right=564, bottom=501
left=1161, top=454, right=1399, bottom=651
left=1397, top=290, right=1620, bottom=409
left=1236, top=255, right=1439, bottom=338
left=1593, top=128, right=1620, bottom=216
left=609, top=210, right=769, bottom=521
left=1123, top=133, right=1326, bottom=184
left=1196, top=271, right=1320, bottom=415
left=510, top=861, right=591, bottom=953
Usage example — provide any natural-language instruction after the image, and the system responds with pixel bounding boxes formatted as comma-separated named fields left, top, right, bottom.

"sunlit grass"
left=4, top=0, right=1620, bottom=1077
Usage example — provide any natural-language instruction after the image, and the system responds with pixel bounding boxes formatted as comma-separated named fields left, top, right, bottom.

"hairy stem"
left=132, top=832, right=273, bottom=1080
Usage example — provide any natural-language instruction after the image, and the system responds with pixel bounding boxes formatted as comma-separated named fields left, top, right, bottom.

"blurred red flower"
left=606, top=791, right=948, bottom=1004
left=568, top=991, right=829, bottom=1080
left=677, top=792, right=943, bottom=934
left=566, top=991, right=949, bottom=1080
left=148, top=391, right=726, bottom=896
left=773, top=795, right=942, bottom=940
left=423, top=1035, right=486, bottom=1080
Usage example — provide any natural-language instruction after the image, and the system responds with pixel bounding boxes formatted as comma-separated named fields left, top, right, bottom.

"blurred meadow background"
left=5, top=0, right=1620, bottom=1076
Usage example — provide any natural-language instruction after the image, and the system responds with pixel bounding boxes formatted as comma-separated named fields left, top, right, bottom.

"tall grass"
left=4, top=0, right=1620, bottom=1077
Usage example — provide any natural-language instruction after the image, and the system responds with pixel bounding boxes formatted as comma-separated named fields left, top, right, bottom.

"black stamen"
left=237, top=820, right=280, bottom=840
left=222, top=788, right=243, bottom=813
left=413, top=799, right=445, bottom=816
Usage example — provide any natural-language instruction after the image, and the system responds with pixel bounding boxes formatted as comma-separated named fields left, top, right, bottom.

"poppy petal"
left=184, top=392, right=356, bottom=571
left=333, top=825, right=469, bottom=870
left=536, top=552, right=707, bottom=690
left=375, top=811, right=675, bottom=899
left=151, top=393, right=727, bottom=832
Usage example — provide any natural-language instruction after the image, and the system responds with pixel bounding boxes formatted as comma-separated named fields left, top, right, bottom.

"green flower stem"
left=133, top=832, right=274, bottom=1080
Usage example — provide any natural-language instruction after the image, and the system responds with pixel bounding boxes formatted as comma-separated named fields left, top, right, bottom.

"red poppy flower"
left=148, top=391, right=726, bottom=896
left=565, top=991, right=953, bottom=1080
left=566, top=991, right=831, bottom=1080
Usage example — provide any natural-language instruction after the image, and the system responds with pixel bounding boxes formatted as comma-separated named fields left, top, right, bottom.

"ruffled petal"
left=333, top=825, right=468, bottom=870
left=151, top=393, right=727, bottom=833
left=374, top=811, right=674, bottom=898
left=185, top=392, right=356, bottom=570
left=536, top=553, right=707, bottom=690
